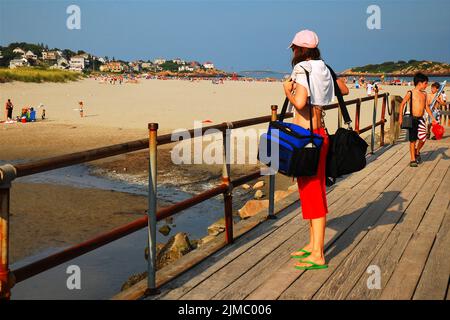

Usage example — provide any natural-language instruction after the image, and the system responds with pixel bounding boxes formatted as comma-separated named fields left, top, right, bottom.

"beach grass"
left=0, top=67, right=82, bottom=83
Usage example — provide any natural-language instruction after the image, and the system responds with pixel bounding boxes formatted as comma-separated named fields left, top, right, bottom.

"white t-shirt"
left=289, top=60, right=335, bottom=109
left=441, top=92, right=447, bottom=102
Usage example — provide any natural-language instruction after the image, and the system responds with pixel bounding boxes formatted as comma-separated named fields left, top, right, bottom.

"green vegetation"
left=349, top=60, right=450, bottom=74
left=0, top=67, right=82, bottom=83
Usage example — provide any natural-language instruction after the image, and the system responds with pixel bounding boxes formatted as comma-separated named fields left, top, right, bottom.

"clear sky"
left=1, top=0, right=449, bottom=72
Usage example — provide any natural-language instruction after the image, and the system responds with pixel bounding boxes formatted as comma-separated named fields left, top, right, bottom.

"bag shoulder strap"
left=326, top=64, right=352, bottom=127
left=279, top=65, right=313, bottom=136
left=407, top=90, right=413, bottom=114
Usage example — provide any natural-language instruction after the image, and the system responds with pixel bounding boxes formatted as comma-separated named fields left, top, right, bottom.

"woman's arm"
left=283, top=79, right=308, bottom=112
left=337, top=78, right=349, bottom=96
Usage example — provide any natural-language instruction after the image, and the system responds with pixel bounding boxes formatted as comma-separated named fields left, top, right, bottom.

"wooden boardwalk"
left=146, top=133, right=449, bottom=300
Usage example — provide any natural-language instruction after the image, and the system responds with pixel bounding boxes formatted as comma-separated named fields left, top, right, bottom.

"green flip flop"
left=294, top=260, right=328, bottom=270
left=290, top=249, right=311, bottom=259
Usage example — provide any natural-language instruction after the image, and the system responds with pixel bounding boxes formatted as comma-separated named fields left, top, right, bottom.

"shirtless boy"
left=399, top=73, right=437, bottom=167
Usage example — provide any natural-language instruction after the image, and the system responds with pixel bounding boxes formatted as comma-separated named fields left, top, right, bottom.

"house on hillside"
left=141, top=62, right=153, bottom=70
left=203, top=61, right=215, bottom=69
left=99, top=61, right=127, bottom=73
left=9, top=58, right=29, bottom=69
left=25, top=50, right=38, bottom=60
left=172, top=58, right=185, bottom=65
left=50, top=57, right=69, bottom=70
left=69, top=55, right=85, bottom=72
left=42, top=50, right=60, bottom=60
left=12, top=47, right=25, bottom=56
left=190, top=61, right=201, bottom=70
left=178, top=65, right=194, bottom=72
left=153, top=58, right=166, bottom=65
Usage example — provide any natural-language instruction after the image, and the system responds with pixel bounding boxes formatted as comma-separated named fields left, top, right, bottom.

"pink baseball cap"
left=289, top=29, right=319, bottom=49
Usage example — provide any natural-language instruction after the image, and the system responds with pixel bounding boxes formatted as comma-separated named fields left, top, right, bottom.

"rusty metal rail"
left=0, top=91, right=390, bottom=299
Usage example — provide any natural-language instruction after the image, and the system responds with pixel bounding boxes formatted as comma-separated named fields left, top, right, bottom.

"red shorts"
left=297, top=128, right=329, bottom=220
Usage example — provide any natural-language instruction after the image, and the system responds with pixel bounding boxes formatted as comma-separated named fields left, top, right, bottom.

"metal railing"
left=0, top=90, right=390, bottom=299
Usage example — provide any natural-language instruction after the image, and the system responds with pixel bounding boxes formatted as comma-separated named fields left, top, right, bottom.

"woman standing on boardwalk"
left=283, top=30, right=349, bottom=270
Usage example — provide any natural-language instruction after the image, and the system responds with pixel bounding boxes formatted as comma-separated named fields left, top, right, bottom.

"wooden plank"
left=218, top=146, right=411, bottom=300
left=346, top=154, right=449, bottom=299
left=379, top=231, right=436, bottom=300
left=336, top=143, right=407, bottom=190
left=314, top=153, right=447, bottom=300
left=413, top=209, right=450, bottom=299
left=278, top=144, right=437, bottom=300
left=246, top=144, right=418, bottom=300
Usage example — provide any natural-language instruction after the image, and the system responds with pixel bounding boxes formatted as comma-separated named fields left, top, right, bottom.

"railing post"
left=0, top=164, right=17, bottom=300
left=370, top=87, right=379, bottom=154
left=222, top=123, right=233, bottom=244
left=145, top=123, right=159, bottom=296
left=337, top=107, right=342, bottom=129
left=380, top=93, right=387, bottom=147
left=267, top=105, right=278, bottom=220
left=355, top=99, right=361, bottom=134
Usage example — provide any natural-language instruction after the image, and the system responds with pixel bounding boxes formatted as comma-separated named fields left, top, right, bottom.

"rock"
left=156, top=232, right=194, bottom=269
left=207, top=217, right=226, bottom=236
left=238, top=200, right=269, bottom=219
left=189, top=239, right=200, bottom=249
left=288, top=184, right=298, bottom=192
left=254, top=189, right=265, bottom=199
left=274, top=190, right=290, bottom=202
left=199, top=235, right=216, bottom=247
left=242, top=184, right=251, bottom=190
left=144, top=243, right=165, bottom=261
left=252, top=181, right=265, bottom=189
left=165, top=217, right=174, bottom=225
left=158, top=224, right=171, bottom=236
left=121, top=271, right=147, bottom=292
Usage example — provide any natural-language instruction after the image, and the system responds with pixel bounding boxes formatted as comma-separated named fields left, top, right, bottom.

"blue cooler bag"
left=258, top=98, right=323, bottom=177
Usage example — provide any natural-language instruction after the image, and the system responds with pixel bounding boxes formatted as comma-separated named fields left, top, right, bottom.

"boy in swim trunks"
left=399, top=73, right=437, bottom=167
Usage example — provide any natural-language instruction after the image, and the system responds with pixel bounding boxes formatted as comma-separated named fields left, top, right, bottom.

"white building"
left=153, top=58, right=166, bottom=65
left=141, top=62, right=153, bottom=70
left=178, top=65, right=194, bottom=72
left=42, top=50, right=59, bottom=60
left=172, top=58, right=185, bottom=65
left=203, top=62, right=215, bottom=69
left=25, top=50, right=38, bottom=60
left=9, top=58, right=29, bottom=69
left=13, top=47, right=25, bottom=55
left=69, top=56, right=85, bottom=72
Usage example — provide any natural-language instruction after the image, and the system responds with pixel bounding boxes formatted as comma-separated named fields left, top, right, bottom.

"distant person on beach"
left=284, top=29, right=349, bottom=271
left=366, top=81, right=374, bottom=96
left=399, top=73, right=437, bottom=167
left=79, top=101, right=84, bottom=118
left=5, top=99, right=13, bottom=120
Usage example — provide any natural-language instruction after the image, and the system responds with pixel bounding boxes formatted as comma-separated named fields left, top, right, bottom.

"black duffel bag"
left=326, top=66, right=369, bottom=185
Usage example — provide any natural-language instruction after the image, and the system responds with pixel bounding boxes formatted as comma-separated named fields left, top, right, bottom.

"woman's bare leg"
left=291, top=220, right=313, bottom=257
left=295, top=217, right=326, bottom=266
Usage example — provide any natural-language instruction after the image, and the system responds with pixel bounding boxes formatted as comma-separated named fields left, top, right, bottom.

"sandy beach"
left=0, top=78, right=432, bottom=262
